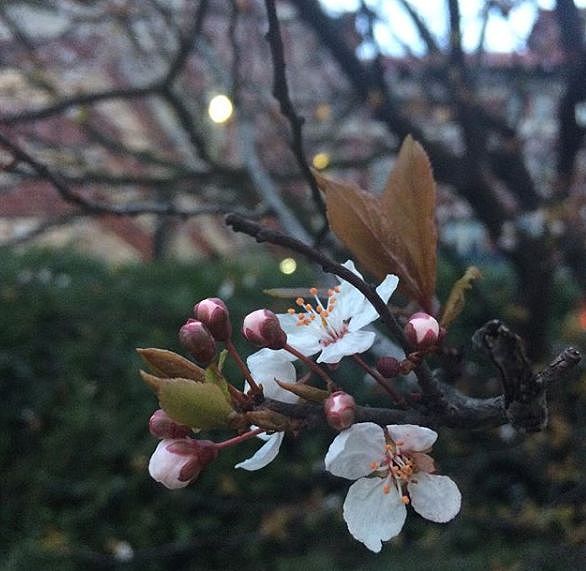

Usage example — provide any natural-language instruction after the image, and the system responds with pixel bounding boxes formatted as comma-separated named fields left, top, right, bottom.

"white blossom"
left=277, top=260, right=398, bottom=364
left=236, top=349, right=298, bottom=471
left=325, top=423, right=461, bottom=552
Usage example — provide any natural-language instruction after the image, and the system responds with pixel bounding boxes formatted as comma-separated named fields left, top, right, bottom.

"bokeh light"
left=279, top=258, right=297, bottom=274
left=208, top=94, right=234, bottom=124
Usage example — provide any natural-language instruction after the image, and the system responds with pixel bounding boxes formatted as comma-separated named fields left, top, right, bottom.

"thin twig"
left=0, top=131, right=266, bottom=220
left=263, top=0, right=328, bottom=240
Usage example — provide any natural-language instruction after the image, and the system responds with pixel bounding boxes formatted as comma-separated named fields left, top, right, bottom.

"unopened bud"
left=149, top=409, right=191, bottom=439
left=179, top=319, right=216, bottom=365
left=404, top=312, right=440, bottom=349
left=194, top=297, right=232, bottom=341
left=242, top=309, right=287, bottom=349
left=148, top=438, right=218, bottom=489
left=324, top=391, right=356, bottom=431
left=376, top=356, right=401, bottom=378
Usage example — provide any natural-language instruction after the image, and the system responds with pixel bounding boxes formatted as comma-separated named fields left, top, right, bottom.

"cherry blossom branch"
left=263, top=346, right=580, bottom=431
left=225, top=214, right=581, bottom=432
left=225, top=213, right=405, bottom=345
left=224, top=213, right=445, bottom=403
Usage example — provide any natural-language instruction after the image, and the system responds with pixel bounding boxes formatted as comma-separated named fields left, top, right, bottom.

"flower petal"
left=331, top=260, right=367, bottom=322
left=325, top=422, right=386, bottom=480
left=348, top=274, right=399, bottom=332
left=148, top=440, right=190, bottom=489
left=411, top=452, right=436, bottom=474
left=408, top=472, right=462, bottom=523
left=246, top=348, right=299, bottom=404
left=235, top=432, right=284, bottom=471
left=317, top=330, right=375, bottom=364
left=343, top=477, right=407, bottom=552
left=276, top=313, right=323, bottom=357
left=386, top=424, right=438, bottom=452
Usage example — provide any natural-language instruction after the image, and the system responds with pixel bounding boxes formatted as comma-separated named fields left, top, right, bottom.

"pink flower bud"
left=242, top=309, right=287, bottom=349
left=179, top=319, right=216, bottom=365
left=324, top=391, right=356, bottom=431
left=404, top=312, right=440, bottom=349
left=148, top=438, right=218, bottom=489
left=376, top=356, right=401, bottom=378
left=194, top=298, right=232, bottom=341
left=149, top=409, right=192, bottom=439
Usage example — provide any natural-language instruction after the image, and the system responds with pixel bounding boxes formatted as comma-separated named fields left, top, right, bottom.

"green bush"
left=1, top=249, right=584, bottom=570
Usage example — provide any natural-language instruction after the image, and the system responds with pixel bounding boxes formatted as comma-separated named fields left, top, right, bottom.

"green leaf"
left=217, top=349, right=228, bottom=372
left=204, top=363, right=231, bottom=401
left=159, top=378, right=234, bottom=429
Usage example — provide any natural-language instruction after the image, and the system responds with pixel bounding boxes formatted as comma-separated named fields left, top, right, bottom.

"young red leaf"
left=317, top=136, right=438, bottom=311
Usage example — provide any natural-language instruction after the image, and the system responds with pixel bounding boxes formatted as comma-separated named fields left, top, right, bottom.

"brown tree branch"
left=263, top=0, right=327, bottom=237
left=224, top=212, right=445, bottom=403
left=0, top=131, right=266, bottom=219
left=473, top=320, right=581, bottom=432
left=263, top=343, right=580, bottom=431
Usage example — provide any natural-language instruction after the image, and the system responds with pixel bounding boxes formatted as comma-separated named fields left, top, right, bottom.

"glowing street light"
left=208, top=94, right=233, bottom=124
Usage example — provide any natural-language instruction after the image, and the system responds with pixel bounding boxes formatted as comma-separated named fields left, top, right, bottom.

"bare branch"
left=473, top=320, right=581, bottom=432
left=263, top=0, right=327, bottom=235
left=397, top=0, right=440, bottom=55
left=163, top=0, right=209, bottom=87
left=0, top=83, right=163, bottom=126
left=0, top=131, right=265, bottom=219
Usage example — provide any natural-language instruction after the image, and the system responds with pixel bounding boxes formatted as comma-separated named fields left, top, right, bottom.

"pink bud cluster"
left=180, top=297, right=290, bottom=358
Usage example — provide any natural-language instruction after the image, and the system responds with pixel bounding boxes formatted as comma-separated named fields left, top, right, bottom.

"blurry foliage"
left=1, top=249, right=585, bottom=570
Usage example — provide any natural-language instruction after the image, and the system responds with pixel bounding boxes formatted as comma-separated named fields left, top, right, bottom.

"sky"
left=321, top=0, right=586, bottom=56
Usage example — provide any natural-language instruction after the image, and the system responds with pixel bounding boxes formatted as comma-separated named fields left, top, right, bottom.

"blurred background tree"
left=1, top=0, right=586, bottom=569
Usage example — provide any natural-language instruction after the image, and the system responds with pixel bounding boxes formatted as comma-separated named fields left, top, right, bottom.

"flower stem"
left=225, top=339, right=262, bottom=395
left=215, top=427, right=264, bottom=449
left=284, top=343, right=336, bottom=392
left=352, top=353, right=405, bottom=406
left=227, top=383, right=248, bottom=406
